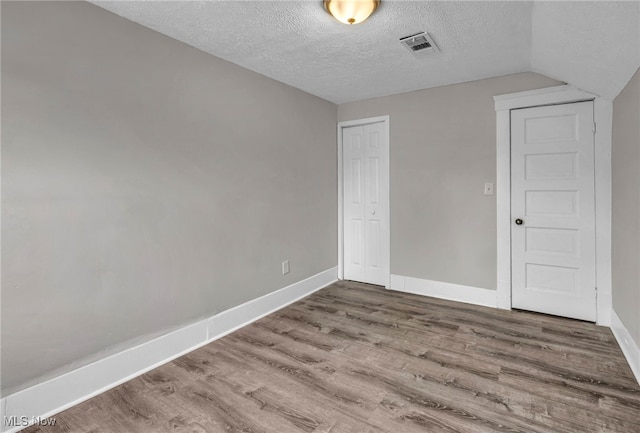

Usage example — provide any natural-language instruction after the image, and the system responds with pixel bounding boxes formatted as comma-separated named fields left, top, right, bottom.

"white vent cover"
left=400, top=32, right=439, bottom=55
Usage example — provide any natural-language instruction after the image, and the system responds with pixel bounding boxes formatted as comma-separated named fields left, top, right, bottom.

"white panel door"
left=343, top=122, right=389, bottom=286
left=511, top=101, right=596, bottom=321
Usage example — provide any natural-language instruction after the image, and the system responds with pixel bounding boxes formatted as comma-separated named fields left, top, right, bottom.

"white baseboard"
left=610, top=309, right=640, bottom=385
left=0, top=267, right=337, bottom=433
left=389, top=274, right=497, bottom=308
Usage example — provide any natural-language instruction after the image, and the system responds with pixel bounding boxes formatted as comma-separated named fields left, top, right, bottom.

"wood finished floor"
left=25, top=281, right=640, bottom=433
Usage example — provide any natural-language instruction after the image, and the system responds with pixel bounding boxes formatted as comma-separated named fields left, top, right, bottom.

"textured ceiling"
left=531, top=1, right=640, bottom=101
left=90, top=1, right=639, bottom=104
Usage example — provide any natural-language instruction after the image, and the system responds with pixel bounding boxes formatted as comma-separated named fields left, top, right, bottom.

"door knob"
left=371, top=210, right=376, bottom=215
left=515, top=218, right=523, bottom=225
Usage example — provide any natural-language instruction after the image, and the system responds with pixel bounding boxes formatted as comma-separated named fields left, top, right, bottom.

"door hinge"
left=593, top=122, right=597, bottom=134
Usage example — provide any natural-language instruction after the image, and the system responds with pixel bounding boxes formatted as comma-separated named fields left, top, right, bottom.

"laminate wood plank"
left=215, top=338, right=377, bottom=416
left=310, top=408, right=384, bottom=433
left=342, top=353, right=577, bottom=433
left=23, top=281, right=640, bottom=433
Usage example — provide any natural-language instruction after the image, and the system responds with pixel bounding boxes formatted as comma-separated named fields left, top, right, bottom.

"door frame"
left=337, top=115, right=391, bottom=288
left=493, top=85, right=613, bottom=326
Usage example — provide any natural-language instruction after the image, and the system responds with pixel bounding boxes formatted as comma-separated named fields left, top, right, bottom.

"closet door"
left=343, top=121, right=389, bottom=286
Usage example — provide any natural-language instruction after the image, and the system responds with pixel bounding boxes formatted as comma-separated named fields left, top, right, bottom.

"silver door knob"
left=371, top=210, right=376, bottom=215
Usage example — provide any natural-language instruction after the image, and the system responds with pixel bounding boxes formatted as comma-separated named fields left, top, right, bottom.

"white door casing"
left=510, top=101, right=596, bottom=321
left=494, top=85, right=612, bottom=326
left=339, top=117, right=390, bottom=287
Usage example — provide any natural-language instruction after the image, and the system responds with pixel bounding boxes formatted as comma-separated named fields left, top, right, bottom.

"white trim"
left=493, top=85, right=613, bottom=325
left=0, top=267, right=338, bottom=433
left=493, top=85, right=597, bottom=111
left=337, top=116, right=389, bottom=129
left=337, top=124, right=344, bottom=281
left=611, top=310, right=640, bottom=385
left=337, top=115, right=391, bottom=289
left=205, top=267, right=335, bottom=337
left=390, top=275, right=497, bottom=308
left=495, top=109, right=512, bottom=310
left=594, top=98, right=613, bottom=326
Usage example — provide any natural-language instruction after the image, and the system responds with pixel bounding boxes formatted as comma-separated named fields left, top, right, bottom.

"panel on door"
left=343, top=122, right=388, bottom=286
left=511, top=101, right=596, bottom=321
left=343, top=126, right=365, bottom=282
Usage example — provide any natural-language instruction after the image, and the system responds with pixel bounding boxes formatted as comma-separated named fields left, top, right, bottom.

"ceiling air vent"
left=400, top=32, right=439, bottom=55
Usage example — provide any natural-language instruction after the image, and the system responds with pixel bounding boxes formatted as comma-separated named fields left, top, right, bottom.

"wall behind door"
left=612, top=67, right=640, bottom=348
left=2, top=2, right=337, bottom=396
left=338, top=73, right=562, bottom=291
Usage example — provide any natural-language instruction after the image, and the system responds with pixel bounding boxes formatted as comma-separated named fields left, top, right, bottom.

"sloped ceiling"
left=532, top=1, right=640, bottom=101
left=91, top=1, right=639, bottom=104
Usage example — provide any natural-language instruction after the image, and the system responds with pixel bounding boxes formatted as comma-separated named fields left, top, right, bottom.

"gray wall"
left=612, top=67, right=640, bottom=347
left=338, top=73, right=562, bottom=290
left=1, top=1, right=337, bottom=395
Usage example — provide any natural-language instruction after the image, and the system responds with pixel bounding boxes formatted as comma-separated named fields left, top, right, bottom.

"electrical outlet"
left=484, top=182, right=495, bottom=196
left=282, top=260, right=290, bottom=275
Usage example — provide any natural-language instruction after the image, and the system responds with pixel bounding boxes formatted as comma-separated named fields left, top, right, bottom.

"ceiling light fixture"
left=324, top=0, right=380, bottom=25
